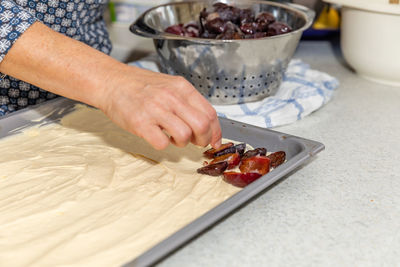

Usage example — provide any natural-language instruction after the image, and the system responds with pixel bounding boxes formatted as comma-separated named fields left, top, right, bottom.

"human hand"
left=99, top=65, right=222, bottom=150
left=0, top=22, right=221, bottom=150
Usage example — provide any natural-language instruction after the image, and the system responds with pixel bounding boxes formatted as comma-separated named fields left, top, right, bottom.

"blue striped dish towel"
left=130, top=58, right=339, bottom=128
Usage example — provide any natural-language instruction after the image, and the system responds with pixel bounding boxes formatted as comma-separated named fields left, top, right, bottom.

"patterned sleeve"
left=0, top=0, right=36, bottom=62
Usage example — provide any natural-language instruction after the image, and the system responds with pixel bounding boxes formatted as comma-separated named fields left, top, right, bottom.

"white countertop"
left=111, top=35, right=400, bottom=266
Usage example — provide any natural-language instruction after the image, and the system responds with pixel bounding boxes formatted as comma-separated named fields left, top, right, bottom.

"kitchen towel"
left=129, top=58, right=339, bottom=128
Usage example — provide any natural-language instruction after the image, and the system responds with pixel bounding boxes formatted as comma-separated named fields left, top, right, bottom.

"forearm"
left=0, top=21, right=221, bottom=149
left=0, top=21, right=126, bottom=109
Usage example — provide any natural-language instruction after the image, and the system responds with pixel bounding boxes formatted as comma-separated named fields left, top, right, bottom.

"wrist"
left=93, top=63, right=144, bottom=115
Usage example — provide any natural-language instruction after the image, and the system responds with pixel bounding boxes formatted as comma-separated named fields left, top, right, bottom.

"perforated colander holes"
left=187, top=73, right=203, bottom=80
left=183, top=72, right=279, bottom=98
left=174, top=71, right=202, bottom=81
left=212, top=77, right=232, bottom=82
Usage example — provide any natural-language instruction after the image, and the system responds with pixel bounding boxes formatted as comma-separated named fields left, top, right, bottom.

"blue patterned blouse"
left=0, top=0, right=112, bottom=116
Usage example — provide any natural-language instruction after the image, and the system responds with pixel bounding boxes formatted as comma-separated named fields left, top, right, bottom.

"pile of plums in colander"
left=165, top=2, right=292, bottom=40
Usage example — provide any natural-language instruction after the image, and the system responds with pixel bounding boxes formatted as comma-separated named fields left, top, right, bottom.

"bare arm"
left=0, top=22, right=222, bottom=150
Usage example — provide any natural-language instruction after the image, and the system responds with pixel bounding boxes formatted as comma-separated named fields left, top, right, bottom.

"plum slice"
left=223, top=172, right=262, bottom=188
left=197, top=161, right=228, bottom=176
left=203, top=142, right=246, bottom=158
left=203, top=142, right=234, bottom=159
left=210, top=152, right=241, bottom=169
left=267, top=151, right=286, bottom=168
left=239, top=156, right=271, bottom=175
left=214, top=143, right=246, bottom=157
left=242, top=148, right=267, bottom=160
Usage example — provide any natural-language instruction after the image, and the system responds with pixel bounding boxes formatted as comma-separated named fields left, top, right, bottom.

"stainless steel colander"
left=130, top=0, right=314, bottom=105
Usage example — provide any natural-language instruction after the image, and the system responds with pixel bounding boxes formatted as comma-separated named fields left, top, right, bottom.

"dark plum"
left=267, top=151, right=286, bottom=168
left=165, top=23, right=200, bottom=37
left=224, top=21, right=240, bottom=32
left=268, top=22, right=292, bottom=36
left=254, top=22, right=269, bottom=32
left=203, top=142, right=234, bottom=158
left=210, top=152, right=241, bottom=169
left=240, top=21, right=270, bottom=35
left=214, top=143, right=246, bottom=157
left=165, top=24, right=185, bottom=36
left=216, top=21, right=243, bottom=39
left=205, top=18, right=226, bottom=34
left=239, top=156, right=271, bottom=175
left=223, top=172, right=262, bottom=188
left=256, top=12, right=275, bottom=25
left=219, top=7, right=240, bottom=23
left=213, top=2, right=241, bottom=23
left=234, top=143, right=246, bottom=156
left=242, top=148, right=267, bottom=160
left=239, top=8, right=255, bottom=24
left=197, top=161, right=228, bottom=176
left=166, top=2, right=292, bottom=40
left=184, top=23, right=199, bottom=37
left=240, top=22, right=256, bottom=35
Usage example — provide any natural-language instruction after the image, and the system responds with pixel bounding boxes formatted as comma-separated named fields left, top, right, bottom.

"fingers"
left=198, top=101, right=222, bottom=149
left=170, top=103, right=211, bottom=147
left=130, top=95, right=194, bottom=149
left=157, top=113, right=193, bottom=148
left=210, top=119, right=222, bottom=149
left=185, top=87, right=222, bottom=149
left=109, top=71, right=222, bottom=150
left=167, top=77, right=222, bottom=148
left=136, top=124, right=170, bottom=150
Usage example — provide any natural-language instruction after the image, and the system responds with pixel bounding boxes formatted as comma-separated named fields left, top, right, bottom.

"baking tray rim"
left=126, top=128, right=323, bottom=267
left=0, top=98, right=324, bottom=267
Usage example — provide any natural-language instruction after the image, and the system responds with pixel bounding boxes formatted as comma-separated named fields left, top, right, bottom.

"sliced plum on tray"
left=214, top=143, right=246, bottom=157
left=203, top=142, right=234, bottom=158
left=223, top=172, right=262, bottom=188
left=203, top=142, right=246, bottom=158
left=210, top=152, right=241, bottom=169
left=241, top=148, right=267, bottom=160
left=239, top=156, right=271, bottom=175
left=197, top=161, right=228, bottom=176
left=198, top=142, right=286, bottom=188
left=267, top=151, right=286, bottom=168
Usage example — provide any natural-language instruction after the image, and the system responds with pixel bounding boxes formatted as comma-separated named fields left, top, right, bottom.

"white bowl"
left=324, top=0, right=400, bottom=86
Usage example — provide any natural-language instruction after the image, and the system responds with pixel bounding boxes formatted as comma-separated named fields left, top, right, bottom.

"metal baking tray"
left=0, top=98, right=324, bottom=267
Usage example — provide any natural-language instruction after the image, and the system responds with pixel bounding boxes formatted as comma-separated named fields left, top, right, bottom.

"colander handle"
left=130, top=16, right=189, bottom=41
left=130, top=18, right=160, bottom=39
